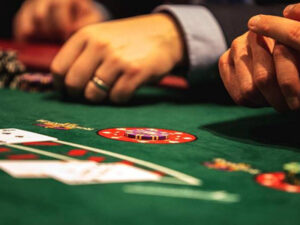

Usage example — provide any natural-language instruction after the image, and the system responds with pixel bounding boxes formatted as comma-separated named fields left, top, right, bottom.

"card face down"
left=0, top=128, right=57, bottom=144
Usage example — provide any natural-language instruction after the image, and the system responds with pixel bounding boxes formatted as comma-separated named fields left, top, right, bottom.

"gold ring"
left=92, top=77, right=110, bottom=92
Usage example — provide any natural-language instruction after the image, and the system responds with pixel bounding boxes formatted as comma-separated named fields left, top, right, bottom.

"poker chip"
left=0, top=50, right=26, bottom=88
left=125, top=128, right=168, bottom=140
left=203, top=158, right=260, bottom=174
left=256, top=172, right=300, bottom=193
left=283, top=162, right=300, bottom=185
left=11, top=73, right=54, bottom=92
left=98, top=128, right=196, bottom=144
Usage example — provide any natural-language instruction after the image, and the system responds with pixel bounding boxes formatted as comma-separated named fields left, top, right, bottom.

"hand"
left=51, top=14, right=184, bottom=104
left=246, top=5, right=300, bottom=111
left=14, top=0, right=103, bottom=42
left=218, top=31, right=299, bottom=112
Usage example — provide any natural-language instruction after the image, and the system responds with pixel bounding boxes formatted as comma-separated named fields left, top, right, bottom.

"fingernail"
left=248, top=15, right=261, bottom=30
left=284, top=4, right=295, bottom=16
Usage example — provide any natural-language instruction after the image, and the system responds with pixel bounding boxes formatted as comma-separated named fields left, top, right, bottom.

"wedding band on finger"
left=92, top=77, right=110, bottom=92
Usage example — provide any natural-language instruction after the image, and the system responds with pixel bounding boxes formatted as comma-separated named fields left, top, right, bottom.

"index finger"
left=248, top=15, right=300, bottom=51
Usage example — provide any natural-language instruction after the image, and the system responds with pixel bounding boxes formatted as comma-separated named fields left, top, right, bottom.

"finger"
left=248, top=32, right=289, bottom=112
left=64, top=42, right=104, bottom=97
left=110, top=69, right=150, bottom=104
left=52, top=0, right=73, bottom=39
left=248, top=15, right=300, bottom=51
left=13, top=5, right=35, bottom=42
left=51, top=33, right=86, bottom=75
left=219, top=50, right=244, bottom=104
left=84, top=57, right=123, bottom=103
left=50, top=32, right=86, bottom=89
left=273, top=43, right=300, bottom=110
left=231, top=34, right=267, bottom=106
left=33, top=0, right=51, bottom=36
left=283, top=4, right=300, bottom=20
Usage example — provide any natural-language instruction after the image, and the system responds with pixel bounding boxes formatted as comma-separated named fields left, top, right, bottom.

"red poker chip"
left=97, top=128, right=196, bottom=144
left=256, top=172, right=300, bottom=193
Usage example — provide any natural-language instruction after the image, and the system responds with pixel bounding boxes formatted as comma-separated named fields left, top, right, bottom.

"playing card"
left=46, top=161, right=100, bottom=184
left=0, top=159, right=161, bottom=185
left=89, top=163, right=161, bottom=183
left=47, top=162, right=161, bottom=185
left=0, top=128, right=57, bottom=144
left=0, top=160, right=62, bottom=178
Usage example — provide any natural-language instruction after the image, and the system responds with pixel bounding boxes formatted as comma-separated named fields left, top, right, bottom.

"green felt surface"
left=0, top=87, right=300, bottom=225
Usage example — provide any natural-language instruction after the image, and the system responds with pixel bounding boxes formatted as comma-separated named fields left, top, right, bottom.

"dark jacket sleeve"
left=204, top=3, right=286, bottom=45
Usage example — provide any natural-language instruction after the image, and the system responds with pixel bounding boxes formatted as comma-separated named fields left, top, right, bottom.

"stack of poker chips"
left=11, top=73, right=54, bottom=92
left=283, top=162, right=300, bottom=185
left=0, top=50, right=26, bottom=88
left=125, top=128, right=169, bottom=140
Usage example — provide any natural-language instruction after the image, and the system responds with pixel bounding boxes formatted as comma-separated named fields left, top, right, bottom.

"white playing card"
left=0, top=159, right=161, bottom=185
left=89, top=163, right=161, bottom=183
left=47, top=162, right=161, bottom=185
left=0, top=160, right=65, bottom=178
left=0, top=128, right=57, bottom=144
left=46, top=161, right=100, bottom=184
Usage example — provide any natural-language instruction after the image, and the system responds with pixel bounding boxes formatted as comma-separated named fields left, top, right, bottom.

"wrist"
left=152, top=13, right=185, bottom=66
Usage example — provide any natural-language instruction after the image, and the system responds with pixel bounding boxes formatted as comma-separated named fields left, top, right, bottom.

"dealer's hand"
left=14, top=0, right=103, bottom=42
left=218, top=31, right=296, bottom=112
left=51, top=14, right=184, bottom=103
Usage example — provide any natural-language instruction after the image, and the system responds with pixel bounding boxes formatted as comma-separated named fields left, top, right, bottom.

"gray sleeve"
left=154, top=5, right=227, bottom=81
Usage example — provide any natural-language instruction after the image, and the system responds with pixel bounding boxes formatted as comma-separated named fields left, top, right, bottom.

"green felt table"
left=0, top=83, right=300, bottom=225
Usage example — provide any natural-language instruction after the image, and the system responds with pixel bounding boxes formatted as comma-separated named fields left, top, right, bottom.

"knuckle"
left=273, top=44, right=287, bottom=56
left=273, top=44, right=291, bottom=62
left=254, top=69, right=272, bottom=88
left=92, top=39, right=109, bottom=50
left=109, top=53, right=123, bottom=65
left=231, top=40, right=249, bottom=57
left=218, top=54, right=227, bottom=68
left=126, top=62, right=142, bottom=75
left=230, top=39, right=241, bottom=52
left=288, top=26, right=300, bottom=43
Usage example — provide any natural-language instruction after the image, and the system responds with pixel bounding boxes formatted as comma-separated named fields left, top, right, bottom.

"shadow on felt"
left=42, top=81, right=234, bottom=107
left=202, top=112, right=300, bottom=152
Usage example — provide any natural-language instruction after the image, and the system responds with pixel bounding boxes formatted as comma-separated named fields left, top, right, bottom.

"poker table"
left=0, top=40, right=300, bottom=225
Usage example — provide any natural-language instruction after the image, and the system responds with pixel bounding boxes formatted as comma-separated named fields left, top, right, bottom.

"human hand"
left=51, top=14, right=184, bottom=103
left=246, top=5, right=300, bottom=111
left=14, top=0, right=103, bottom=42
left=218, top=31, right=299, bottom=112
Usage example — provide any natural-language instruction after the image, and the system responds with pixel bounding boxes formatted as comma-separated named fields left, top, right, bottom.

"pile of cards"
left=0, top=160, right=161, bottom=185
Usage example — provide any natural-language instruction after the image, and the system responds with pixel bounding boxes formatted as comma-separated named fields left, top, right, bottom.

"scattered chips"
left=256, top=172, right=300, bottom=193
left=283, top=162, right=300, bottom=185
left=10, top=73, right=54, bottom=92
left=0, top=50, right=25, bottom=88
left=35, top=119, right=94, bottom=131
left=98, top=128, right=196, bottom=144
left=203, top=158, right=260, bottom=174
